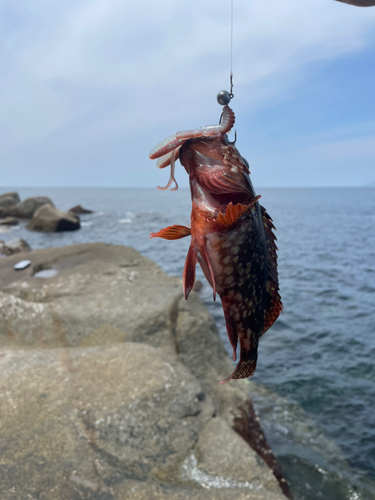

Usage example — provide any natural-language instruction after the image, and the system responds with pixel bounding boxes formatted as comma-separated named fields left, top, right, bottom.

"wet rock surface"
left=0, top=243, right=289, bottom=499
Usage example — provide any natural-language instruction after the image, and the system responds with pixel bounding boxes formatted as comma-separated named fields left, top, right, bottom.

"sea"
left=1, top=186, right=375, bottom=500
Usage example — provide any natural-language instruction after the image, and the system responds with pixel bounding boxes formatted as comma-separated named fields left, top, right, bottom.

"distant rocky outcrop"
left=0, top=243, right=291, bottom=500
left=0, top=192, right=20, bottom=217
left=26, top=205, right=80, bottom=232
left=0, top=191, right=20, bottom=208
left=0, top=238, right=31, bottom=256
left=68, top=204, right=94, bottom=214
left=0, top=192, right=54, bottom=219
left=16, top=196, right=54, bottom=218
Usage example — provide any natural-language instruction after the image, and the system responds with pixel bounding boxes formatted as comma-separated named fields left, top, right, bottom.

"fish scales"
left=149, top=106, right=282, bottom=383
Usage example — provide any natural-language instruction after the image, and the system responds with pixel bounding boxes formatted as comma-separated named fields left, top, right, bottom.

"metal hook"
left=229, top=130, right=237, bottom=145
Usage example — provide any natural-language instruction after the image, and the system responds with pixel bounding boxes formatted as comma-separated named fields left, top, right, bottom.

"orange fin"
left=220, top=345, right=258, bottom=384
left=183, top=242, right=197, bottom=300
left=150, top=225, right=191, bottom=240
left=217, top=196, right=261, bottom=226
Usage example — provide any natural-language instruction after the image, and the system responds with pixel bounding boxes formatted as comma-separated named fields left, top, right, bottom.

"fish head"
left=179, top=134, right=257, bottom=213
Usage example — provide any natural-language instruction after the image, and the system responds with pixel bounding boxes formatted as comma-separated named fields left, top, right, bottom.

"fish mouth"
left=210, top=192, right=251, bottom=208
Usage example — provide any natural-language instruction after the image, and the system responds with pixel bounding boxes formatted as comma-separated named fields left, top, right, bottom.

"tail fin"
left=220, top=344, right=258, bottom=384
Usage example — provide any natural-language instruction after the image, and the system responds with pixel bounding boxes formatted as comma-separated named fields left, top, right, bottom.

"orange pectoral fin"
left=183, top=242, right=197, bottom=300
left=150, top=225, right=191, bottom=240
left=217, top=196, right=261, bottom=226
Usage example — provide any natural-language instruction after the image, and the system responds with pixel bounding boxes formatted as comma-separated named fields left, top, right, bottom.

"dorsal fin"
left=217, top=197, right=261, bottom=226
left=261, top=206, right=283, bottom=335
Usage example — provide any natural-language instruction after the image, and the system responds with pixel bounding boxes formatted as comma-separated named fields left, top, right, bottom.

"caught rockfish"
left=149, top=106, right=282, bottom=383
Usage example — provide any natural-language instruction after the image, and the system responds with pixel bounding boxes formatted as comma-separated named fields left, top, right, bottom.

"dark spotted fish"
left=149, top=106, right=282, bottom=383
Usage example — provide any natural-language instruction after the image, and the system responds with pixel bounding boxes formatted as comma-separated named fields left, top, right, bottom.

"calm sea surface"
left=1, top=186, right=375, bottom=499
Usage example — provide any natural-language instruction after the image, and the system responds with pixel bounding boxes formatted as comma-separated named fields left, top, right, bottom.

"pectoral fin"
left=150, top=225, right=191, bottom=240
left=217, top=197, right=261, bottom=226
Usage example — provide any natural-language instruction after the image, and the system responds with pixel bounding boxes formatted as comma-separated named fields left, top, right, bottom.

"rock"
left=0, top=344, right=214, bottom=499
left=68, top=204, right=94, bottom=214
left=26, top=205, right=80, bottom=232
left=0, top=243, right=289, bottom=499
left=15, top=196, right=54, bottom=218
left=0, top=192, right=20, bottom=217
left=188, top=417, right=281, bottom=492
left=113, top=481, right=284, bottom=500
left=0, top=192, right=20, bottom=208
left=0, top=217, right=18, bottom=226
left=0, top=243, right=180, bottom=348
left=0, top=238, right=31, bottom=256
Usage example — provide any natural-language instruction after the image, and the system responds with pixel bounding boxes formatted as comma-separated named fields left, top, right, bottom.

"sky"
left=1, top=0, right=375, bottom=188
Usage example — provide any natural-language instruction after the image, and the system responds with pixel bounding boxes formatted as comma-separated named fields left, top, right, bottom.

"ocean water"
left=1, top=186, right=375, bottom=500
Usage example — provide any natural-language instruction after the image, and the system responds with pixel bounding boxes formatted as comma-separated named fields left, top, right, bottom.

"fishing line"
left=217, top=0, right=234, bottom=106
left=230, top=0, right=234, bottom=99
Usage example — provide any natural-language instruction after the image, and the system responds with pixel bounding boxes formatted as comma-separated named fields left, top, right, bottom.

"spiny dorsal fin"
left=261, top=205, right=283, bottom=335
left=217, top=196, right=261, bottom=226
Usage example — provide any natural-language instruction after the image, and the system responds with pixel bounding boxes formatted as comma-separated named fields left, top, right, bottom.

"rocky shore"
left=0, top=243, right=291, bottom=500
left=0, top=191, right=94, bottom=234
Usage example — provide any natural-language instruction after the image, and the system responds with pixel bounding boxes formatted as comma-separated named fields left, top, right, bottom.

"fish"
left=149, top=105, right=282, bottom=383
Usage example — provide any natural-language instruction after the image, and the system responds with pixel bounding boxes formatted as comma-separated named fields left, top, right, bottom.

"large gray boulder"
left=15, top=196, right=54, bottom=218
left=26, top=204, right=80, bottom=232
left=0, top=191, right=20, bottom=208
left=0, top=243, right=289, bottom=500
left=0, top=192, right=20, bottom=217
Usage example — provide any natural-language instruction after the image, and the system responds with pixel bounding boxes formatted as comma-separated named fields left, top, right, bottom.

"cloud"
left=1, top=0, right=375, bottom=186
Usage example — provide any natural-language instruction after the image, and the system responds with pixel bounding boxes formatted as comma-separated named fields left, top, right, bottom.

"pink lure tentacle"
left=157, top=149, right=179, bottom=191
left=156, top=147, right=181, bottom=169
left=149, top=106, right=235, bottom=160
left=149, top=133, right=185, bottom=160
